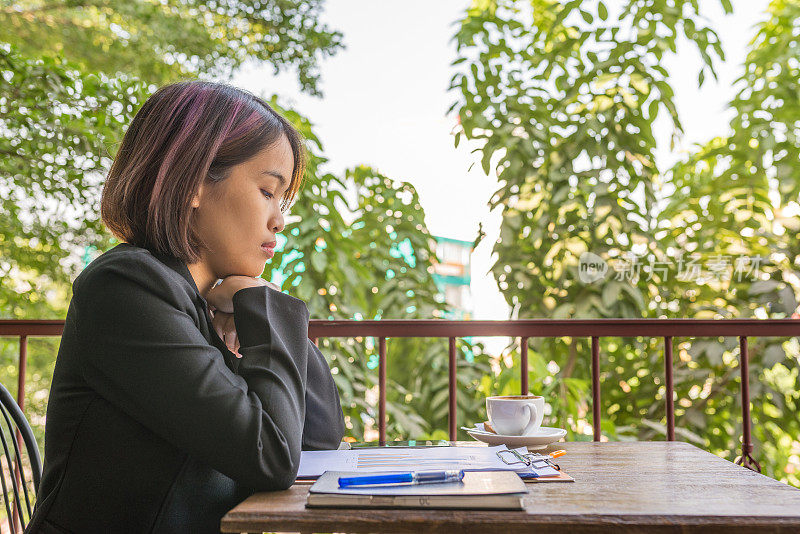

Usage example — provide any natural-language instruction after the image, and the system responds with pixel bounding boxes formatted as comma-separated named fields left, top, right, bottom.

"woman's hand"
left=211, top=310, right=241, bottom=357
left=206, top=275, right=278, bottom=313
left=207, top=276, right=280, bottom=357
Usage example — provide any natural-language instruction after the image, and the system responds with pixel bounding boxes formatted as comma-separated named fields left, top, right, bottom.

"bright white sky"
left=233, top=0, right=770, bottom=331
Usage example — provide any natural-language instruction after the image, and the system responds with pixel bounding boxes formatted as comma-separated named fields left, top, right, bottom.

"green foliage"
left=451, top=0, right=800, bottom=486
left=0, top=42, right=149, bottom=318
left=0, top=0, right=344, bottom=316
left=657, top=0, right=800, bottom=483
left=0, top=0, right=342, bottom=94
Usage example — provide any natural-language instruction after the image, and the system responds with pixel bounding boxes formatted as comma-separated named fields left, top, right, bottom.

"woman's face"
left=190, top=134, right=293, bottom=279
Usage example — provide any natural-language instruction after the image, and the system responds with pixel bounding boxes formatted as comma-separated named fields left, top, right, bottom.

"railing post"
left=448, top=337, right=457, bottom=441
left=591, top=336, right=601, bottom=441
left=16, top=335, right=27, bottom=458
left=664, top=336, right=675, bottom=441
left=520, top=337, right=529, bottom=395
left=735, top=336, right=761, bottom=472
left=378, top=337, right=387, bottom=446
left=14, top=334, right=28, bottom=530
left=17, top=335, right=27, bottom=411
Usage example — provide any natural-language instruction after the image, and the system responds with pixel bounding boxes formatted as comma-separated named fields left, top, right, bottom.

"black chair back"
left=0, top=383, right=42, bottom=533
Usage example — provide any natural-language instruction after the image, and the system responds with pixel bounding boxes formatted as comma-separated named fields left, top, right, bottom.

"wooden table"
left=221, top=441, right=800, bottom=533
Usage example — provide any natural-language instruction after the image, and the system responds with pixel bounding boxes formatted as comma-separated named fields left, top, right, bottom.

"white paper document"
left=297, top=445, right=559, bottom=479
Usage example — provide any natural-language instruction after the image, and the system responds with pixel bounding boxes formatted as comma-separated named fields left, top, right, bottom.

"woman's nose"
left=271, top=210, right=285, bottom=233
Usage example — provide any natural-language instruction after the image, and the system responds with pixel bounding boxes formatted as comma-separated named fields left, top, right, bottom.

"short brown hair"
left=101, top=81, right=306, bottom=264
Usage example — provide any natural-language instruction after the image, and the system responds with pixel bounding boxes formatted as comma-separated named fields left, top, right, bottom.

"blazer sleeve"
left=75, top=259, right=310, bottom=490
left=302, top=340, right=346, bottom=450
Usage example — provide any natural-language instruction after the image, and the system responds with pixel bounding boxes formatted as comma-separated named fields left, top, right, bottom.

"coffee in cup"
left=486, top=394, right=545, bottom=436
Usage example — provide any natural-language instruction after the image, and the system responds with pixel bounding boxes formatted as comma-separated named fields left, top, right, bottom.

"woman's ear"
left=191, top=183, right=205, bottom=209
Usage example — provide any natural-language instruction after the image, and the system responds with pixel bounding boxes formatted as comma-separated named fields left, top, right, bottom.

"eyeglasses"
left=497, top=449, right=560, bottom=471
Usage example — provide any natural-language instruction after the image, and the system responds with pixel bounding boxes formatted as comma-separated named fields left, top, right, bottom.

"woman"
left=27, top=81, right=346, bottom=533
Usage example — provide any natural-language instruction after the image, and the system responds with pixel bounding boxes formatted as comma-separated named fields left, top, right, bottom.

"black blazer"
left=27, top=243, right=345, bottom=533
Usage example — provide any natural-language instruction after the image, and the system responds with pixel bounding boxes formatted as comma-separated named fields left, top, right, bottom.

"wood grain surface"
left=221, top=441, right=800, bottom=533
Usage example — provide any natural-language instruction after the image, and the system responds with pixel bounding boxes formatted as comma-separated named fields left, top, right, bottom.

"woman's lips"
left=261, top=243, right=275, bottom=258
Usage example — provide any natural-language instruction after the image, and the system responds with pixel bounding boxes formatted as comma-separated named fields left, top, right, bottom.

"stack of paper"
left=297, top=445, right=562, bottom=480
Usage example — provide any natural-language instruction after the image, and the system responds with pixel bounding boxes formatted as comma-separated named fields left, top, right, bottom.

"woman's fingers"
left=211, top=310, right=240, bottom=356
left=223, top=313, right=237, bottom=355
left=211, top=311, right=225, bottom=342
left=227, top=316, right=239, bottom=357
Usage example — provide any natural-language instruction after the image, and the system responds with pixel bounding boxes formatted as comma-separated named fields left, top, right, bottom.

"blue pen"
left=338, top=469, right=465, bottom=488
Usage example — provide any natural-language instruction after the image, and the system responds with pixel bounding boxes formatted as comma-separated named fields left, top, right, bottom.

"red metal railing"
left=4, top=318, right=800, bottom=471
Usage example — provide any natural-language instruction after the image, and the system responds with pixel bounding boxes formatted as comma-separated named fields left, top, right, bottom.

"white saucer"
left=462, top=425, right=567, bottom=450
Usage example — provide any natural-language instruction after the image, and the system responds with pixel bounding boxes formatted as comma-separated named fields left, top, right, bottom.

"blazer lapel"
left=150, top=249, right=239, bottom=371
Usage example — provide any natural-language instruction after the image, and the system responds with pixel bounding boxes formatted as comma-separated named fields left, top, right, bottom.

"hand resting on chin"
left=206, top=276, right=280, bottom=357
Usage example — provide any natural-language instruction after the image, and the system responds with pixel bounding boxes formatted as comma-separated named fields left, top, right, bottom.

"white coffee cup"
left=486, top=394, right=545, bottom=436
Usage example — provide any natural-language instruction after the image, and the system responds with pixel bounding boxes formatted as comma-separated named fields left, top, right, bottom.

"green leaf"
left=598, top=2, right=608, bottom=21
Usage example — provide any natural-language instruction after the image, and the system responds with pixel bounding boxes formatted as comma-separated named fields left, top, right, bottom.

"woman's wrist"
left=207, top=275, right=269, bottom=313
